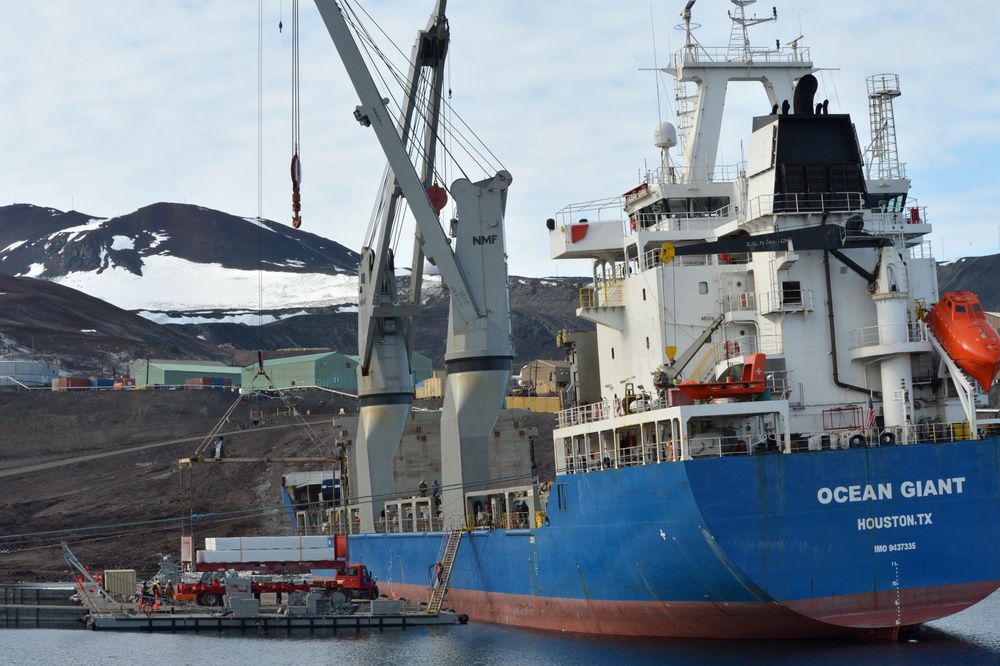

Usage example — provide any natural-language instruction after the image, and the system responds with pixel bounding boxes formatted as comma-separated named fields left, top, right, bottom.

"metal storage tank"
left=0, top=360, right=61, bottom=388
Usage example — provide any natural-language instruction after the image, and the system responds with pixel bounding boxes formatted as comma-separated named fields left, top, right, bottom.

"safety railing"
left=742, top=192, right=866, bottom=219
left=579, top=282, right=625, bottom=309
left=850, top=321, right=928, bottom=350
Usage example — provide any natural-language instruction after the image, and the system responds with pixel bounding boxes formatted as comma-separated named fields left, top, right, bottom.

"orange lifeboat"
left=925, top=291, right=1000, bottom=390
left=676, top=353, right=768, bottom=401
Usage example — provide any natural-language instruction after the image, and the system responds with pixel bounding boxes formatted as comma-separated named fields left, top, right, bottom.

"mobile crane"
left=313, top=0, right=514, bottom=530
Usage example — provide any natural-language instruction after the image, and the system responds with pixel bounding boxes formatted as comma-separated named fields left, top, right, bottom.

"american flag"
left=865, top=396, right=877, bottom=429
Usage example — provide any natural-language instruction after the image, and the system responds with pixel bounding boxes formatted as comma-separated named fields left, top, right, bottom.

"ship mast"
left=726, top=0, right=777, bottom=63
left=669, top=0, right=812, bottom=184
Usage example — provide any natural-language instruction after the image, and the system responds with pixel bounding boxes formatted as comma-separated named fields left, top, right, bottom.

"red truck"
left=175, top=564, right=378, bottom=606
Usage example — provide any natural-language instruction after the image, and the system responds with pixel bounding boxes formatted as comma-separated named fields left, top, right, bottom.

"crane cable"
left=290, top=0, right=302, bottom=229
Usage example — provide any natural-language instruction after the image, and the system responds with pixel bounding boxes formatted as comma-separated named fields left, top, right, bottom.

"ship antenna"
left=680, top=0, right=699, bottom=60
left=727, top=0, right=778, bottom=64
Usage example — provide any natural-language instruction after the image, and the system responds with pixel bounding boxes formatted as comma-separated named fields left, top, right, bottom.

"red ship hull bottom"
left=379, top=580, right=998, bottom=639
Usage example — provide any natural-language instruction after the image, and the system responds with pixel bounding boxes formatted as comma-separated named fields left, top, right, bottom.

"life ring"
left=629, top=216, right=637, bottom=231
left=879, top=431, right=896, bottom=446
left=849, top=433, right=867, bottom=448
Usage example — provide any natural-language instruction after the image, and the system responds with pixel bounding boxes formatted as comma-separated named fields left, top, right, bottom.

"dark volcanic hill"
left=168, top=275, right=590, bottom=368
left=937, top=255, right=1000, bottom=311
left=0, top=273, right=225, bottom=373
left=0, top=202, right=359, bottom=279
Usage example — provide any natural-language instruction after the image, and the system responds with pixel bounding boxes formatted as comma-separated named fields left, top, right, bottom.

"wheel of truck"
left=202, top=592, right=220, bottom=607
left=369, top=586, right=379, bottom=600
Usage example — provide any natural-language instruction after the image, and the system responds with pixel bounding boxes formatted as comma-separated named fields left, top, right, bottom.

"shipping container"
left=102, top=569, right=137, bottom=599
left=54, top=377, right=92, bottom=391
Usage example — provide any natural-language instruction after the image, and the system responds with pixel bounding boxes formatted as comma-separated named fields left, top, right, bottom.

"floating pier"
left=0, top=584, right=86, bottom=628
left=86, top=605, right=467, bottom=633
left=75, top=581, right=467, bottom=633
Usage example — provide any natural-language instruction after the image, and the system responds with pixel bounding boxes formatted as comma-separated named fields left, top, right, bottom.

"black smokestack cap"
left=793, top=74, right=819, bottom=116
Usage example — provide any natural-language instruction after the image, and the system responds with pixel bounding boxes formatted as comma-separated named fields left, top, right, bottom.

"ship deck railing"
left=869, top=204, right=929, bottom=230
left=644, top=162, right=744, bottom=188
left=742, top=192, right=866, bottom=219
left=850, top=321, right=928, bottom=349
left=558, top=420, right=997, bottom=474
left=377, top=517, right=442, bottom=534
left=558, top=401, right=613, bottom=428
left=554, top=196, right=625, bottom=228
left=671, top=44, right=812, bottom=69
left=629, top=207, right=736, bottom=239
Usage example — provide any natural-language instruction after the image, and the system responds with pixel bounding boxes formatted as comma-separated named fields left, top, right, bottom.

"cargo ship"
left=285, top=0, right=1000, bottom=638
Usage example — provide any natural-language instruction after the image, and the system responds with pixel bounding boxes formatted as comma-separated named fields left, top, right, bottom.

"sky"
left=2, top=1, right=999, bottom=279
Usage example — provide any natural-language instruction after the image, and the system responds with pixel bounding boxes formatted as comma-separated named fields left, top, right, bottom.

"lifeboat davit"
left=677, top=353, right=768, bottom=401
left=925, top=291, right=1000, bottom=390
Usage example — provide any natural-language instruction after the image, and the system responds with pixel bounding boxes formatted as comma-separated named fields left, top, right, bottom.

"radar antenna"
left=727, top=0, right=778, bottom=63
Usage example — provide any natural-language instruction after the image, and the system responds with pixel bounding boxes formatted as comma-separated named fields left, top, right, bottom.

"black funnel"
left=793, top=74, right=819, bottom=116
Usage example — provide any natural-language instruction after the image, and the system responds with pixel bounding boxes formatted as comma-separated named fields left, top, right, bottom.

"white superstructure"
left=549, top=0, right=979, bottom=466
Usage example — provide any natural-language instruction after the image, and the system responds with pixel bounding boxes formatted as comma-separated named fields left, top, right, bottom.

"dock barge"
left=75, top=579, right=467, bottom=633
left=64, top=543, right=467, bottom=634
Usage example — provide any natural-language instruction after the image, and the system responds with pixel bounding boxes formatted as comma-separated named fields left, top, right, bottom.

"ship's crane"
left=655, top=313, right=725, bottom=387
left=314, top=0, right=514, bottom=530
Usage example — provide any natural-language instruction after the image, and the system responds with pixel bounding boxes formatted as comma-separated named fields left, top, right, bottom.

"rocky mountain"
left=0, top=272, right=226, bottom=374
left=937, top=256, right=1000, bottom=312
left=0, top=202, right=359, bottom=279
left=0, top=203, right=588, bottom=374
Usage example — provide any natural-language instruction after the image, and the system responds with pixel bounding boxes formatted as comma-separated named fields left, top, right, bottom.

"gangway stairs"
left=61, top=542, right=124, bottom=616
left=926, top=327, right=987, bottom=437
left=427, top=529, right=463, bottom=613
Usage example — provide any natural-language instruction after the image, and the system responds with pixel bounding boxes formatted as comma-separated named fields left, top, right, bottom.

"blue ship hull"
left=336, top=438, right=1000, bottom=638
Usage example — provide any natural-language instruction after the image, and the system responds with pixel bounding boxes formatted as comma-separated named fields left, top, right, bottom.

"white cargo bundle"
left=196, top=547, right=336, bottom=564
left=203, top=536, right=333, bottom=551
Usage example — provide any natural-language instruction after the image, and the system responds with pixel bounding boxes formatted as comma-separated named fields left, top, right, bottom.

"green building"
left=129, top=359, right=242, bottom=387
left=241, top=351, right=433, bottom=391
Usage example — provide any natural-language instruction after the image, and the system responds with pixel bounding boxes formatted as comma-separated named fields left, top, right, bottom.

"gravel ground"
left=0, top=388, right=353, bottom=582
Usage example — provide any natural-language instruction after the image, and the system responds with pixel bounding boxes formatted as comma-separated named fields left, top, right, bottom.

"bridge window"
left=635, top=196, right=731, bottom=224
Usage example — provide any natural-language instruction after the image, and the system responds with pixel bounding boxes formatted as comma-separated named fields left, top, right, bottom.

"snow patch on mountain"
left=52, top=254, right=358, bottom=315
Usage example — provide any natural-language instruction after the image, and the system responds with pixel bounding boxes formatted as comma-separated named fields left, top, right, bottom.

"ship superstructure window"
left=870, top=192, right=908, bottom=212
left=634, top=196, right=731, bottom=225
left=699, top=282, right=709, bottom=295
left=781, top=281, right=803, bottom=305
